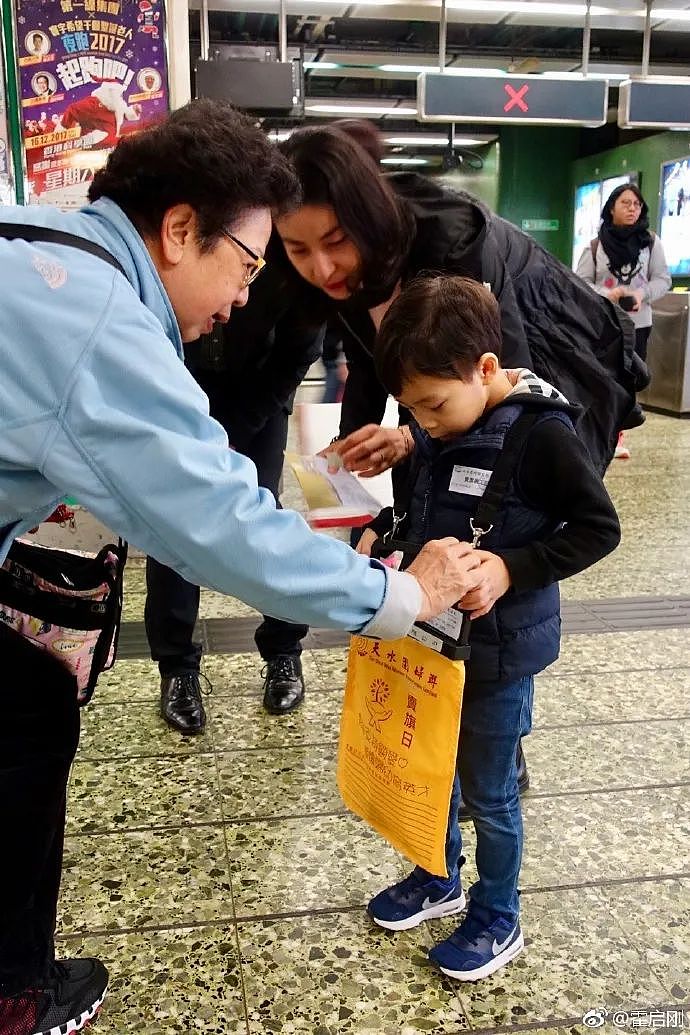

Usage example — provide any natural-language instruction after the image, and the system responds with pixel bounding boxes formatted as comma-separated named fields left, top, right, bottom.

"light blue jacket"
left=0, top=199, right=420, bottom=637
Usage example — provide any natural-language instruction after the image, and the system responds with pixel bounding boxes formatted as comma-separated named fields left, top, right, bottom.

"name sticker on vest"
left=449, top=465, right=491, bottom=497
left=425, top=606, right=464, bottom=641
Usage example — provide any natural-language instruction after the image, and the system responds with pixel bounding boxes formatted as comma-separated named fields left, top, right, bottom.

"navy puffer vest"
left=406, top=401, right=574, bottom=685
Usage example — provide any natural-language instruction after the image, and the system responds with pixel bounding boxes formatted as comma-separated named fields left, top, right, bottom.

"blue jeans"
left=425, top=674, right=534, bottom=927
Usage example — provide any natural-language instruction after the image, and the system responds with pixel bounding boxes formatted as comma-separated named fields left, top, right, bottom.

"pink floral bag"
left=0, top=538, right=127, bottom=704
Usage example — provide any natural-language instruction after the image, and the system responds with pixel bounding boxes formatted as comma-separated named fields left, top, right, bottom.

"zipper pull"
left=385, top=511, right=407, bottom=543
left=469, top=518, right=493, bottom=549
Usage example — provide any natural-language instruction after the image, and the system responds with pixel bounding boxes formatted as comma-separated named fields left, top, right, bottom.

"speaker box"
left=195, top=58, right=304, bottom=115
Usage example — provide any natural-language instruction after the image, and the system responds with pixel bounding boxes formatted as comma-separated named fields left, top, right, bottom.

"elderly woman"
left=0, top=101, right=481, bottom=1035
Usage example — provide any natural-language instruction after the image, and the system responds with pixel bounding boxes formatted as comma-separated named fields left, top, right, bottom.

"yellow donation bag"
left=337, top=633, right=465, bottom=877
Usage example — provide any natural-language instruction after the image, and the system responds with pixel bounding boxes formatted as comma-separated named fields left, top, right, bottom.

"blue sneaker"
left=429, top=913, right=524, bottom=981
left=368, top=869, right=466, bottom=931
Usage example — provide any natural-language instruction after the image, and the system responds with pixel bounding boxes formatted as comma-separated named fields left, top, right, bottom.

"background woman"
left=576, top=183, right=671, bottom=457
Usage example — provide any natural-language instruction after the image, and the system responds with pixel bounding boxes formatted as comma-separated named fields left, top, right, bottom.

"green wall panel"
left=497, top=125, right=580, bottom=265
left=434, top=140, right=500, bottom=212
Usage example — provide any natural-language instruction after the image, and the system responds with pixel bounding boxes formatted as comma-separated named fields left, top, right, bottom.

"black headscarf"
left=599, top=184, right=652, bottom=284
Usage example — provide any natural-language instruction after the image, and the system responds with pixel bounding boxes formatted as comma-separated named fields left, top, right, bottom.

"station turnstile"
left=638, top=293, right=690, bottom=418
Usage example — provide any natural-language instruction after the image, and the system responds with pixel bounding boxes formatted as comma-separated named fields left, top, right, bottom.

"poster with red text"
left=16, top=0, right=169, bottom=207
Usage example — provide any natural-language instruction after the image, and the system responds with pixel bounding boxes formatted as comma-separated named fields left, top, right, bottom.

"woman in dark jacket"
left=276, top=125, right=642, bottom=477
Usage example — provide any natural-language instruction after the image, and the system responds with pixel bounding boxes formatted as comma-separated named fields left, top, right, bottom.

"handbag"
left=0, top=223, right=129, bottom=703
left=0, top=538, right=127, bottom=704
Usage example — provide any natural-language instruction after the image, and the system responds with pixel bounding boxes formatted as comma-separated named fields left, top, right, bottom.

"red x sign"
left=504, top=84, right=529, bottom=113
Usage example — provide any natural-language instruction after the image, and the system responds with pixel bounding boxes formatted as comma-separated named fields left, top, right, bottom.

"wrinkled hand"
left=457, top=551, right=511, bottom=619
left=356, top=528, right=378, bottom=557
left=407, top=539, right=483, bottom=623
left=320, top=424, right=413, bottom=477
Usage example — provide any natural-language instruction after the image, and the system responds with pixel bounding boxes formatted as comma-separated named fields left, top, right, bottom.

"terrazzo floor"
left=53, top=413, right=689, bottom=1034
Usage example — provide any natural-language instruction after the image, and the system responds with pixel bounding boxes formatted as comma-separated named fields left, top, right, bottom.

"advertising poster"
left=16, top=0, right=169, bottom=207
left=0, top=45, right=14, bottom=203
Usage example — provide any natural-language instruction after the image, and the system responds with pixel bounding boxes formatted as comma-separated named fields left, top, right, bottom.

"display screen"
left=601, top=172, right=638, bottom=199
left=658, top=156, right=690, bottom=277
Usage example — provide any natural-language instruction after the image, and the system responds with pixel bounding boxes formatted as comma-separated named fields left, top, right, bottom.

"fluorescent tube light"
left=381, top=157, right=429, bottom=164
left=385, top=134, right=484, bottom=145
left=305, top=103, right=418, bottom=115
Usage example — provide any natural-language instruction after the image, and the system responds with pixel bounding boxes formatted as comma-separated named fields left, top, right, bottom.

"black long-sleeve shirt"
left=496, top=417, right=620, bottom=591
left=370, top=416, right=620, bottom=592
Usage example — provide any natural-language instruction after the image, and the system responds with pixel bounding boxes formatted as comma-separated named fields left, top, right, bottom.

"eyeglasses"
left=618, top=199, right=642, bottom=209
left=221, top=229, right=266, bottom=287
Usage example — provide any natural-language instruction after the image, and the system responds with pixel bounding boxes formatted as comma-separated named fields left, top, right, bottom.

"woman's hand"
left=406, top=539, right=483, bottom=623
left=628, top=288, right=645, bottom=312
left=355, top=528, right=378, bottom=557
left=457, top=551, right=511, bottom=620
left=322, top=424, right=414, bottom=477
left=606, top=286, right=626, bottom=303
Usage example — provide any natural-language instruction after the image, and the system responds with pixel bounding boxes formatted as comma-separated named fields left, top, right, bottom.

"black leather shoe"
left=161, top=673, right=206, bottom=735
left=262, top=656, right=305, bottom=715
left=458, top=741, right=530, bottom=822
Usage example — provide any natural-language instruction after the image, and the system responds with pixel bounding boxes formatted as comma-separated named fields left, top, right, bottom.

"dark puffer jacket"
left=335, top=173, right=645, bottom=474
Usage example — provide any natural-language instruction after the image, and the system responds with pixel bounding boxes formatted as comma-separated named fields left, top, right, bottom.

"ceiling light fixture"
left=652, top=7, right=690, bottom=16
left=385, top=133, right=485, bottom=145
left=379, top=63, right=507, bottom=74
left=305, top=103, right=418, bottom=115
left=381, top=157, right=429, bottom=164
left=446, top=0, right=617, bottom=13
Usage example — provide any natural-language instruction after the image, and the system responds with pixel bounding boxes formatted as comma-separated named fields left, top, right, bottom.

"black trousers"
left=635, top=325, right=651, bottom=364
left=145, top=407, right=308, bottom=675
left=0, top=624, right=80, bottom=994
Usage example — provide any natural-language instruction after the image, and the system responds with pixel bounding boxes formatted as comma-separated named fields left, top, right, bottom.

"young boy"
left=357, top=275, right=621, bottom=982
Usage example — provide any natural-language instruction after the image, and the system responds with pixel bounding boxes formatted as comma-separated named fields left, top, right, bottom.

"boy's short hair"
left=375, top=275, right=503, bottom=397
left=89, top=99, right=300, bottom=251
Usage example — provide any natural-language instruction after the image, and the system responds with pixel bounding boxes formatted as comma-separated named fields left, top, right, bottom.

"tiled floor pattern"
left=56, top=413, right=689, bottom=1033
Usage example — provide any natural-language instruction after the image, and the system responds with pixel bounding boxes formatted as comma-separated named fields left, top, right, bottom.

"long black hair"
left=278, top=125, right=415, bottom=305
left=599, top=182, right=652, bottom=283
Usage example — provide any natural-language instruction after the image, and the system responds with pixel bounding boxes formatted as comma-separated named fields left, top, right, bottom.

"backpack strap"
left=590, top=236, right=599, bottom=274
left=0, top=223, right=126, bottom=276
left=469, top=411, right=541, bottom=548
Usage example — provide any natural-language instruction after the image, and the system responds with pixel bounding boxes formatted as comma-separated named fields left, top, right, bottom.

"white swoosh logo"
left=492, top=927, right=517, bottom=955
left=421, top=887, right=457, bottom=910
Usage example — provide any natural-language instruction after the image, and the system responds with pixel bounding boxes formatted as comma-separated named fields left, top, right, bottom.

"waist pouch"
left=0, top=537, right=127, bottom=704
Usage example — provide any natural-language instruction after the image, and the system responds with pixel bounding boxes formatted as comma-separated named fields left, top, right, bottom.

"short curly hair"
left=89, top=99, right=301, bottom=250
